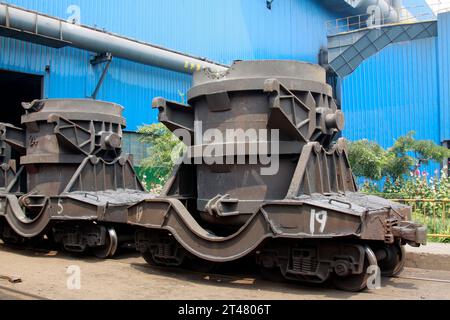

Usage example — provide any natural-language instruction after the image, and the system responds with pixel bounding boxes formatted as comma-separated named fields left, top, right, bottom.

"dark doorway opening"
left=0, top=70, right=43, bottom=127
left=0, top=70, right=43, bottom=191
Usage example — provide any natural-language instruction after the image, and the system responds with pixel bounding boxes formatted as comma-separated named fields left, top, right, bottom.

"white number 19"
left=310, top=210, right=328, bottom=234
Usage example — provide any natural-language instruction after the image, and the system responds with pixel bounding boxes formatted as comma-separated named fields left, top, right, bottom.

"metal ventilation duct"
left=350, top=0, right=401, bottom=22
left=0, top=3, right=228, bottom=74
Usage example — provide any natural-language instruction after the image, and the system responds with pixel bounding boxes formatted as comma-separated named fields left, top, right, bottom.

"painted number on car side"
left=57, top=199, right=64, bottom=215
left=310, top=210, right=328, bottom=234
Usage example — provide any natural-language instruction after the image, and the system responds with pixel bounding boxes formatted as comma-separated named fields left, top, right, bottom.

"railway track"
left=4, top=241, right=450, bottom=288
left=134, top=258, right=450, bottom=289
left=394, top=274, right=450, bottom=284
left=1, top=242, right=449, bottom=300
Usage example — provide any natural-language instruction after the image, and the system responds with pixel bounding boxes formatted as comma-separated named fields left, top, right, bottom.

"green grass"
left=412, top=210, right=450, bottom=243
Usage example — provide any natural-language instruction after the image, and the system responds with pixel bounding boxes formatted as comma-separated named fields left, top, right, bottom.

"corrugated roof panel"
left=342, top=36, right=442, bottom=173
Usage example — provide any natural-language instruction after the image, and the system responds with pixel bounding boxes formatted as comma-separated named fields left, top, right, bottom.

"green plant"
left=137, top=123, right=185, bottom=191
left=364, top=168, right=450, bottom=243
left=386, top=132, right=450, bottom=179
left=348, top=140, right=386, bottom=181
left=348, top=132, right=450, bottom=182
left=348, top=134, right=450, bottom=243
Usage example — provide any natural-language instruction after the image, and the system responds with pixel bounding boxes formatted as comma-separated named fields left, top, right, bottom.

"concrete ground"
left=406, top=243, right=450, bottom=271
left=1, top=242, right=450, bottom=300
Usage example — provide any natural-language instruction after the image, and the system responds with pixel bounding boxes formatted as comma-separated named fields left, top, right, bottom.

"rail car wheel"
left=332, top=266, right=369, bottom=292
left=137, top=231, right=187, bottom=267
left=93, top=227, right=118, bottom=259
left=332, top=246, right=377, bottom=292
left=0, top=222, right=26, bottom=246
left=0, top=236, right=25, bottom=246
left=141, top=249, right=187, bottom=267
left=378, top=243, right=406, bottom=277
left=142, top=250, right=161, bottom=266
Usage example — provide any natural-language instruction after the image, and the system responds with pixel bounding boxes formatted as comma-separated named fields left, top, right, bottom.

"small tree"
left=348, top=140, right=386, bottom=181
left=348, top=132, right=450, bottom=182
left=137, top=123, right=185, bottom=191
left=387, top=132, right=450, bottom=179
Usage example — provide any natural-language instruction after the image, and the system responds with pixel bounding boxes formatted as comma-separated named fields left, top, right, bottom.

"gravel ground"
left=1, top=242, right=450, bottom=300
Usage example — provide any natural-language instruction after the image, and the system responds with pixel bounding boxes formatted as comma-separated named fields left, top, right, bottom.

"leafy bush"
left=348, top=133, right=450, bottom=242
left=348, top=132, right=450, bottom=182
left=137, top=123, right=186, bottom=192
left=348, top=140, right=386, bottom=181
left=362, top=168, right=450, bottom=243
left=136, top=125, right=450, bottom=240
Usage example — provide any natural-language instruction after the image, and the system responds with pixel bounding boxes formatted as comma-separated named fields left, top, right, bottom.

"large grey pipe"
left=351, top=0, right=401, bottom=22
left=391, top=0, right=402, bottom=10
left=0, top=3, right=228, bottom=74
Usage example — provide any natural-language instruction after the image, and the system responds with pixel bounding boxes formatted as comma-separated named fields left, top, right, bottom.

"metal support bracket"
left=90, top=52, right=113, bottom=100
left=152, top=97, right=195, bottom=142
left=0, top=123, right=26, bottom=156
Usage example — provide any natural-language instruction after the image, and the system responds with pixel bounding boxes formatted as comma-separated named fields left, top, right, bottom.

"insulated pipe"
left=0, top=3, right=228, bottom=74
left=353, top=0, right=400, bottom=22
left=391, top=0, right=403, bottom=10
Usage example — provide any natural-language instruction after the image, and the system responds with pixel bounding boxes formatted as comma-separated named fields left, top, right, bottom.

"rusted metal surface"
left=0, top=60, right=428, bottom=291
left=0, top=99, right=152, bottom=258
left=0, top=123, right=24, bottom=192
left=133, top=60, right=427, bottom=291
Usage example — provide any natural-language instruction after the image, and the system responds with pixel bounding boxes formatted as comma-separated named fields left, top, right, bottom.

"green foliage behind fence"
left=134, top=125, right=450, bottom=241
left=348, top=133, right=450, bottom=242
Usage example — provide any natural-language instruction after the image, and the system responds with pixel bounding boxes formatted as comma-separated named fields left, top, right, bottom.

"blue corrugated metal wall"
left=438, top=12, right=450, bottom=143
left=342, top=36, right=442, bottom=174
left=342, top=37, right=440, bottom=147
left=2, top=0, right=446, bottom=172
left=1, top=0, right=339, bottom=131
left=0, top=38, right=192, bottom=132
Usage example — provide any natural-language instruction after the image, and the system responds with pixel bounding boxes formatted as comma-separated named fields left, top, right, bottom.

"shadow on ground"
left=129, top=259, right=383, bottom=300
left=0, top=240, right=140, bottom=264
left=1, top=240, right=418, bottom=299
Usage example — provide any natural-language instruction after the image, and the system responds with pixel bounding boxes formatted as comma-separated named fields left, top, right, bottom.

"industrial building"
left=0, top=0, right=448, bottom=172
